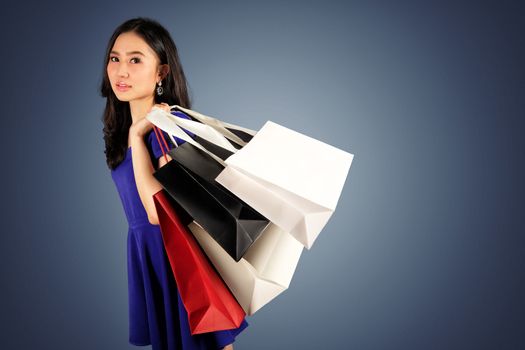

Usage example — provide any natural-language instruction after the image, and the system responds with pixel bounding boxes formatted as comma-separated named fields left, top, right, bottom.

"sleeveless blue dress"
left=110, top=111, right=248, bottom=349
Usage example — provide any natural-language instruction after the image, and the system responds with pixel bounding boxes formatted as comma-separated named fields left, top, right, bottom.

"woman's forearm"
left=130, top=135, right=164, bottom=225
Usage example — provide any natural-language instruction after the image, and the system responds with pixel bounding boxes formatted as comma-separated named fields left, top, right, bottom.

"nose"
left=117, top=62, right=129, bottom=78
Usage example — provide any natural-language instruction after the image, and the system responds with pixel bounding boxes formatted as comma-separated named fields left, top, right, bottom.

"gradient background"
left=1, top=0, right=524, bottom=349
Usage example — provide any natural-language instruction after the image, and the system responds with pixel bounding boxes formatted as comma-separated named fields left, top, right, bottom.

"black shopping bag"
left=153, top=140, right=270, bottom=262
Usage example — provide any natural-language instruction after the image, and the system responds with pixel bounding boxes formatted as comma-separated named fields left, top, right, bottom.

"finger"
left=159, top=103, right=171, bottom=112
left=152, top=103, right=170, bottom=112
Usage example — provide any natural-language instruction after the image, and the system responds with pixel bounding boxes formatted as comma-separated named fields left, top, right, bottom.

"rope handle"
left=153, top=125, right=172, bottom=164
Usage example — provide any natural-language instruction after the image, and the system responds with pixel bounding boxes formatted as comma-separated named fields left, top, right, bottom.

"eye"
left=109, top=56, right=118, bottom=62
left=130, top=57, right=141, bottom=63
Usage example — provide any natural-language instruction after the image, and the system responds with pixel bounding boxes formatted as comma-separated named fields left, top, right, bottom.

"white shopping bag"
left=216, top=121, right=354, bottom=249
left=188, top=221, right=303, bottom=315
left=147, top=105, right=354, bottom=249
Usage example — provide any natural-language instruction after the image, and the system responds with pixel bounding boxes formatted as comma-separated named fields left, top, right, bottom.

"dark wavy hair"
left=100, top=17, right=191, bottom=170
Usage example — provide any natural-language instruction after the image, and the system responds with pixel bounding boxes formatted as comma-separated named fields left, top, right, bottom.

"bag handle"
left=156, top=107, right=239, bottom=153
left=169, top=105, right=257, bottom=146
left=149, top=110, right=228, bottom=167
left=148, top=107, right=241, bottom=155
left=153, top=125, right=172, bottom=164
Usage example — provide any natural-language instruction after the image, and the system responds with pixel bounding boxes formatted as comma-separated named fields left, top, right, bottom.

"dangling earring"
left=156, top=80, right=164, bottom=96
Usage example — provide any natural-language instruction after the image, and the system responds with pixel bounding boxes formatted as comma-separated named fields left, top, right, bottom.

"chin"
left=113, top=92, right=133, bottom=102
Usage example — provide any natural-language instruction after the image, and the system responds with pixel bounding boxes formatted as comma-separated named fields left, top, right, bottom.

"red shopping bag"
left=153, top=189, right=246, bottom=335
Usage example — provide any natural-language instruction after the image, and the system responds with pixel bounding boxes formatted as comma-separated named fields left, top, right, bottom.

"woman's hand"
left=129, top=102, right=171, bottom=139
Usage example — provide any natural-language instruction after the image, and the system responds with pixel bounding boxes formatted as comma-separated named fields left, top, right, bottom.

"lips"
left=116, top=82, right=131, bottom=91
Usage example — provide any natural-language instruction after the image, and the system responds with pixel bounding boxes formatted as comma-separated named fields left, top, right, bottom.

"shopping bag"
left=148, top=105, right=354, bottom=249
left=216, top=121, right=354, bottom=249
left=153, top=190, right=246, bottom=335
left=148, top=119, right=270, bottom=262
left=188, top=221, right=303, bottom=315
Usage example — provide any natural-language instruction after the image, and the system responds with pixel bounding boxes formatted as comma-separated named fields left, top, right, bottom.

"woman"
left=100, top=17, right=248, bottom=350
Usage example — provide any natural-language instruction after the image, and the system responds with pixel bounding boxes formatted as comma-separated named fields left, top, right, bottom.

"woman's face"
left=107, top=31, right=162, bottom=102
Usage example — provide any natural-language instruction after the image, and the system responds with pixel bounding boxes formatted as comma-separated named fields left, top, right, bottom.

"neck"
left=129, top=96, right=155, bottom=124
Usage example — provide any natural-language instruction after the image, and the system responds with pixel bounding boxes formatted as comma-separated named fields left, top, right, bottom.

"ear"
left=158, top=64, right=170, bottom=81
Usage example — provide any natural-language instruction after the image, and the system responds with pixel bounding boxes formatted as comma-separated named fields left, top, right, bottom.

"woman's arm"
left=130, top=135, right=173, bottom=225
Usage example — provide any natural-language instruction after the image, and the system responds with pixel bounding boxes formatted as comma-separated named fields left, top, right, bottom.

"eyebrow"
left=110, top=50, right=146, bottom=56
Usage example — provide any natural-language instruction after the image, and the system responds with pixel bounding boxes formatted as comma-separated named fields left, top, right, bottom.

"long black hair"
left=100, top=17, right=191, bottom=170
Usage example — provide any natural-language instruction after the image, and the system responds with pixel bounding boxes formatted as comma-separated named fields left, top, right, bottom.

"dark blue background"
left=1, top=1, right=523, bottom=349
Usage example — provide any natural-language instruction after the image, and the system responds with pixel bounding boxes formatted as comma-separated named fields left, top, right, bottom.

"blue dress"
left=110, top=111, right=248, bottom=349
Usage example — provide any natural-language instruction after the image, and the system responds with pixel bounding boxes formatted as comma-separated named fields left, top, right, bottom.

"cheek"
left=139, top=67, right=157, bottom=81
left=106, top=64, right=115, bottom=79
left=137, top=70, right=158, bottom=88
